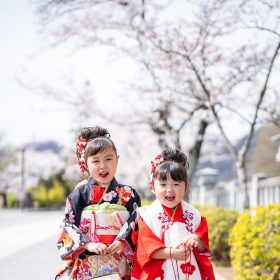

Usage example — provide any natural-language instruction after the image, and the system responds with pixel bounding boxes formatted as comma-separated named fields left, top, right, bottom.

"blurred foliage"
left=48, top=179, right=66, bottom=207
left=196, top=204, right=239, bottom=266
left=6, top=193, right=19, bottom=208
left=28, top=170, right=73, bottom=208
left=141, top=199, right=152, bottom=206
left=230, top=204, right=280, bottom=280
left=30, top=184, right=48, bottom=207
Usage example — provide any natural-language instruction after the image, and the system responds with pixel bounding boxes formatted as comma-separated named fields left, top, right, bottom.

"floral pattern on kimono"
left=131, top=200, right=215, bottom=280
left=56, top=177, right=141, bottom=279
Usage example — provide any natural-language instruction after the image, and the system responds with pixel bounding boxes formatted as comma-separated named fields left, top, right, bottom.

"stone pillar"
left=197, top=168, right=218, bottom=207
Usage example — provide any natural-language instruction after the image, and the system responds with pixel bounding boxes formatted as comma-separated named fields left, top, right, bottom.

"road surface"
left=0, top=209, right=63, bottom=280
left=0, top=209, right=225, bottom=280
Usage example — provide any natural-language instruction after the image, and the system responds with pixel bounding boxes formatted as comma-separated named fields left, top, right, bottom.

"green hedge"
left=229, top=204, right=280, bottom=280
left=7, top=193, right=19, bottom=208
left=197, top=205, right=239, bottom=265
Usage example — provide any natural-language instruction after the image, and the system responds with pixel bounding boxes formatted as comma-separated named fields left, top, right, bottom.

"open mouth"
left=99, top=171, right=109, bottom=178
left=165, top=195, right=175, bottom=202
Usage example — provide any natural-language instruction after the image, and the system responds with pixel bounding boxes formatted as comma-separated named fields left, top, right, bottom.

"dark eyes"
left=91, top=158, right=112, bottom=163
left=159, top=183, right=181, bottom=187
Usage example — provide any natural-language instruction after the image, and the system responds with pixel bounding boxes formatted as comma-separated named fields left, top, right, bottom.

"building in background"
left=191, top=124, right=280, bottom=211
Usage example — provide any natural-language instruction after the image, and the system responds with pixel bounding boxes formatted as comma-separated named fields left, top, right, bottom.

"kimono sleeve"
left=131, top=217, right=165, bottom=280
left=194, top=216, right=211, bottom=256
left=116, top=188, right=141, bottom=252
left=193, top=216, right=216, bottom=280
left=57, top=195, right=90, bottom=261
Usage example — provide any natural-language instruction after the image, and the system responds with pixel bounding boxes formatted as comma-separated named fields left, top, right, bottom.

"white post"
left=251, top=174, right=259, bottom=207
left=199, top=185, right=206, bottom=205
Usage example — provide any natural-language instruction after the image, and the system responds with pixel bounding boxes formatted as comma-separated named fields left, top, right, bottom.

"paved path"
left=0, top=209, right=63, bottom=280
left=0, top=209, right=225, bottom=280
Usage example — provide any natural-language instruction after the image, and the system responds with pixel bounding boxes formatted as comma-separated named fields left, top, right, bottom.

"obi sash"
left=80, top=202, right=130, bottom=244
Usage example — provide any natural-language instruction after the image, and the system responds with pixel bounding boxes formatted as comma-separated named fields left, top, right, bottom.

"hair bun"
left=79, top=126, right=110, bottom=140
left=161, top=148, right=188, bottom=167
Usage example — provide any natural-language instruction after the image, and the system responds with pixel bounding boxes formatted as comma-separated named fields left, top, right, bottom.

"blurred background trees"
left=31, top=0, right=280, bottom=208
left=0, top=2, right=279, bottom=276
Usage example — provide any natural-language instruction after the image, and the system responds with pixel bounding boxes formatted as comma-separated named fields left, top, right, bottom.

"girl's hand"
left=176, top=234, right=199, bottom=250
left=176, top=233, right=208, bottom=253
left=170, top=247, right=191, bottom=261
left=107, top=240, right=125, bottom=255
left=84, top=242, right=108, bottom=255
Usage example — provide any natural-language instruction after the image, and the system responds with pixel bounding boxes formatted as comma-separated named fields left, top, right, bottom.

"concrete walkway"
left=0, top=209, right=226, bottom=279
left=0, top=209, right=62, bottom=260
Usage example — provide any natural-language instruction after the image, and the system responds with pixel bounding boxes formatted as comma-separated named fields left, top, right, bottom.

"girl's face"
left=152, top=174, right=186, bottom=208
left=86, top=147, right=119, bottom=185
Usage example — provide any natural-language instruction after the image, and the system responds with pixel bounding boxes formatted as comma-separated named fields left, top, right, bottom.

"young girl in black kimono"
left=56, top=126, right=141, bottom=280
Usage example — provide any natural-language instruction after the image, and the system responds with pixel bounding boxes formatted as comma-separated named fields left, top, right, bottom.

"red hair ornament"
left=76, top=138, right=88, bottom=176
left=149, top=154, right=164, bottom=189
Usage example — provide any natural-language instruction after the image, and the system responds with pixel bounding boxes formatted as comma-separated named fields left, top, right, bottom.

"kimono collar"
left=89, top=176, right=119, bottom=191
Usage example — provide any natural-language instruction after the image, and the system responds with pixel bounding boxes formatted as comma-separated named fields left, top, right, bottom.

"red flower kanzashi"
left=149, top=155, right=164, bottom=188
left=76, top=138, right=88, bottom=176
left=150, top=155, right=164, bottom=175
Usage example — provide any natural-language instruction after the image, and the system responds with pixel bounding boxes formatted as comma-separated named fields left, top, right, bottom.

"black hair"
left=76, top=126, right=117, bottom=164
left=153, top=148, right=189, bottom=184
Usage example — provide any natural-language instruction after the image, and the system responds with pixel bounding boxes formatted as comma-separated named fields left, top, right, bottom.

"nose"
left=100, top=160, right=106, bottom=169
left=166, top=184, right=174, bottom=192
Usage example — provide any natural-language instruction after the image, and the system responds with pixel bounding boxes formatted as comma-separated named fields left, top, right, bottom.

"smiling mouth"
left=165, top=195, right=175, bottom=201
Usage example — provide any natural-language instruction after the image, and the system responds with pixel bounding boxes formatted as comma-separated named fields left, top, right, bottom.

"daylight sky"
left=0, top=0, right=137, bottom=148
left=0, top=0, right=263, bottom=150
left=1, top=0, right=70, bottom=146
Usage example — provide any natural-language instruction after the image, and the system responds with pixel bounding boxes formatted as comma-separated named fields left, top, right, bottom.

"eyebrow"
left=92, top=154, right=114, bottom=159
left=104, top=154, right=114, bottom=157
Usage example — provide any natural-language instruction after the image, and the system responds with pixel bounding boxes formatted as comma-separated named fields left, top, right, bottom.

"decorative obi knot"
left=81, top=203, right=130, bottom=244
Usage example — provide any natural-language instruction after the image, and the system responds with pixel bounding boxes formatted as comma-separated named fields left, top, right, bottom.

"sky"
left=0, top=0, right=274, bottom=151
left=0, top=0, right=70, bottom=146
left=0, top=0, right=139, bottom=148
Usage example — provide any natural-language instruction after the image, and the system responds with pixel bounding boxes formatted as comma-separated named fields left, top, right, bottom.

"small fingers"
left=183, top=235, right=198, bottom=249
left=97, top=244, right=108, bottom=255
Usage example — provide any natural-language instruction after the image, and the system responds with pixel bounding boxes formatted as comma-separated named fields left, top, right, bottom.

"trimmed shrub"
left=229, top=204, right=280, bottom=280
left=197, top=205, right=239, bottom=265
left=48, top=179, right=66, bottom=208
left=141, top=199, right=152, bottom=206
left=30, top=184, right=48, bottom=207
left=7, top=193, right=19, bottom=208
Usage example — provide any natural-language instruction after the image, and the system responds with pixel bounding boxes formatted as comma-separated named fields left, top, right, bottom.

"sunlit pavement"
left=0, top=209, right=225, bottom=280
left=0, top=209, right=63, bottom=280
left=214, top=270, right=225, bottom=280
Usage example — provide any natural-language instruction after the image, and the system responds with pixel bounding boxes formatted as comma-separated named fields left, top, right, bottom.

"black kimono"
left=56, top=177, right=141, bottom=280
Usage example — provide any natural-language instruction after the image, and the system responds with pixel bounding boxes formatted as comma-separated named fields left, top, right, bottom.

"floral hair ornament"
left=76, top=138, right=88, bottom=176
left=149, top=154, right=164, bottom=189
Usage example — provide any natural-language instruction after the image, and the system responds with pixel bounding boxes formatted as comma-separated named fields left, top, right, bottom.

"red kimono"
left=131, top=200, right=215, bottom=280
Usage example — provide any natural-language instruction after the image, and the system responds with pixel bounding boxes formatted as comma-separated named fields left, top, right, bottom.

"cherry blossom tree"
left=32, top=0, right=280, bottom=207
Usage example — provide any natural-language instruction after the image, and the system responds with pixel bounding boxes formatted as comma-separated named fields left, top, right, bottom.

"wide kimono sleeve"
left=116, top=187, right=141, bottom=253
left=131, top=217, right=165, bottom=280
left=57, top=187, right=91, bottom=261
left=193, top=216, right=216, bottom=280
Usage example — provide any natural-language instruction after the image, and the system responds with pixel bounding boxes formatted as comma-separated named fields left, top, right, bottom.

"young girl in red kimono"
left=131, top=149, right=215, bottom=280
left=56, top=126, right=141, bottom=280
